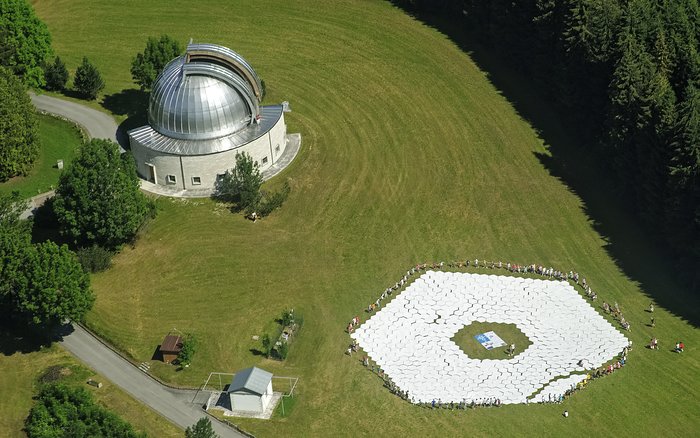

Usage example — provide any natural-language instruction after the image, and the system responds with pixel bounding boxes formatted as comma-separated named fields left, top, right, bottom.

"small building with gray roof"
left=226, top=366, right=273, bottom=413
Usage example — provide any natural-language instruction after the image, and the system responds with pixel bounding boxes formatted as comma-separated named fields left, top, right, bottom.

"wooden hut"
left=160, top=333, right=183, bottom=364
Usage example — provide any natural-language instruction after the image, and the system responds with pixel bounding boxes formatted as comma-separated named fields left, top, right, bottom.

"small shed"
left=160, top=334, right=182, bottom=364
left=227, top=367, right=273, bottom=413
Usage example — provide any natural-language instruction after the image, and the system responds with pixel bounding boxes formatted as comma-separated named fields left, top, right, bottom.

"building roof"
left=160, top=335, right=182, bottom=353
left=147, top=43, right=262, bottom=143
left=227, top=367, right=272, bottom=396
left=129, top=104, right=283, bottom=156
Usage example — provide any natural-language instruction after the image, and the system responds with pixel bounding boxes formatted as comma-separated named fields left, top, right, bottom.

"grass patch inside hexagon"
left=451, top=322, right=532, bottom=360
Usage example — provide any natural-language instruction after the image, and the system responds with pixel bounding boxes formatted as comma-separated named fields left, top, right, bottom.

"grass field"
left=451, top=322, right=531, bottom=360
left=24, top=0, right=700, bottom=437
left=0, top=333, right=181, bottom=438
left=0, top=114, right=83, bottom=199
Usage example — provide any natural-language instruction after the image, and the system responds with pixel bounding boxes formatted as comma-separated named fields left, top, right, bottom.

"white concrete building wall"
left=130, top=112, right=287, bottom=192
left=260, top=380, right=274, bottom=411
left=231, top=393, right=262, bottom=413
left=131, top=141, right=182, bottom=187
left=267, top=113, right=287, bottom=164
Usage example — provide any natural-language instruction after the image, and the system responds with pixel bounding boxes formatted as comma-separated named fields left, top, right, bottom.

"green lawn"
left=0, top=334, right=181, bottom=438
left=451, top=322, right=531, bottom=360
left=25, top=1, right=700, bottom=437
left=0, top=114, right=83, bottom=199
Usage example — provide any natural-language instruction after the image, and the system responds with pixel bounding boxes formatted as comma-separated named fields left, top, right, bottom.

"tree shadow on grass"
left=101, top=88, right=149, bottom=151
left=57, top=88, right=89, bottom=101
left=389, top=4, right=700, bottom=326
left=0, top=322, right=74, bottom=356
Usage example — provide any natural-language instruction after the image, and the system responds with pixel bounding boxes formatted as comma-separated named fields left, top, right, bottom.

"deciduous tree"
left=53, top=139, right=151, bottom=249
left=0, top=67, right=39, bottom=181
left=131, top=35, right=182, bottom=90
left=12, top=240, right=93, bottom=328
left=215, top=152, right=263, bottom=212
left=0, top=0, right=52, bottom=87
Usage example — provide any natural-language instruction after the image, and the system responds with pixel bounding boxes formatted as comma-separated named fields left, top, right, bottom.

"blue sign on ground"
left=474, top=331, right=506, bottom=350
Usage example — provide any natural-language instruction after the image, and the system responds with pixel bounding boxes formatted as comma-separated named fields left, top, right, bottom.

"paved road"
left=60, top=324, right=245, bottom=437
left=28, top=94, right=251, bottom=436
left=21, top=94, right=124, bottom=218
left=30, top=93, right=121, bottom=147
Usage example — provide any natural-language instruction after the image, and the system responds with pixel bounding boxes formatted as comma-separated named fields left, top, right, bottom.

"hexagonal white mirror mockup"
left=351, top=271, right=628, bottom=404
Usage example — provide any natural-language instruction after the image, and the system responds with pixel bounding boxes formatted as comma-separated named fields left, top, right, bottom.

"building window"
left=262, top=156, right=269, bottom=165
left=166, top=174, right=176, bottom=185
left=192, top=176, right=202, bottom=185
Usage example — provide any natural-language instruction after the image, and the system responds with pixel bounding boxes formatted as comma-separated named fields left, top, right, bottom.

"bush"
left=177, top=334, right=198, bottom=367
left=281, top=309, right=295, bottom=327
left=277, top=341, right=289, bottom=360
left=73, top=57, right=104, bottom=100
left=76, top=245, right=113, bottom=273
left=261, top=334, right=271, bottom=358
left=44, top=56, right=68, bottom=91
left=25, top=384, right=143, bottom=437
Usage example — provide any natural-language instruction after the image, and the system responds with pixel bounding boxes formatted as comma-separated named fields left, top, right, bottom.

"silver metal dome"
left=148, top=45, right=262, bottom=141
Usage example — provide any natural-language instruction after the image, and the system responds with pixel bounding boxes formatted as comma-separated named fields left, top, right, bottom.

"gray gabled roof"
left=227, top=367, right=272, bottom=396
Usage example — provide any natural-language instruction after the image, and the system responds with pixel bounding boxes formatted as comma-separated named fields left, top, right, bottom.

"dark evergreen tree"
left=73, top=56, right=105, bottom=100
left=667, top=84, right=700, bottom=260
left=419, top=0, right=700, bottom=274
left=607, top=31, right=655, bottom=187
left=44, top=56, right=69, bottom=91
left=185, top=417, right=219, bottom=438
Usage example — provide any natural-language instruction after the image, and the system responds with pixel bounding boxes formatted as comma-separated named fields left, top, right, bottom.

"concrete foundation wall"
left=230, top=393, right=262, bottom=413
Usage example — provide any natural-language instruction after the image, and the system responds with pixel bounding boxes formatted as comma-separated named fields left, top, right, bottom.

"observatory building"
left=128, top=43, right=288, bottom=193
